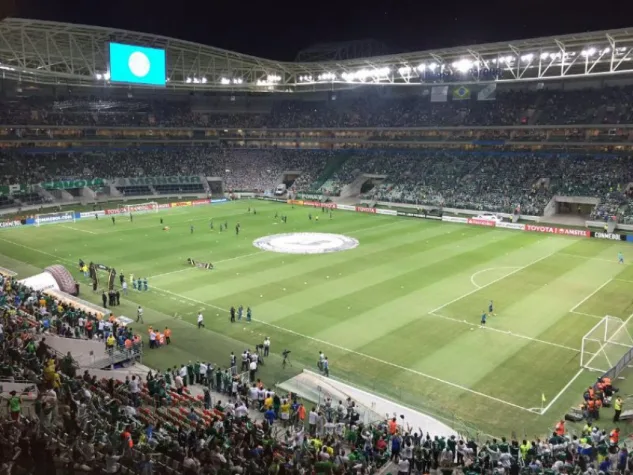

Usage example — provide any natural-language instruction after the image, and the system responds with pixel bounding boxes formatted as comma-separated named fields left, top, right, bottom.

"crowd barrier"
left=0, top=198, right=228, bottom=228
left=288, top=199, right=633, bottom=243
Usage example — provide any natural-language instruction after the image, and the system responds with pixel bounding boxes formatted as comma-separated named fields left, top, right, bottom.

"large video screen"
left=109, top=43, right=166, bottom=86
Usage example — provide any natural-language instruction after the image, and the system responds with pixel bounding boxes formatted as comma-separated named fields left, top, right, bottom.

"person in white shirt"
left=77, top=317, right=84, bottom=335
left=308, top=408, right=318, bottom=436
left=248, top=384, right=259, bottom=403
left=174, top=375, right=184, bottom=394
left=397, top=456, right=410, bottom=475
left=249, top=360, right=257, bottom=381
left=136, top=306, right=143, bottom=324
left=122, top=280, right=128, bottom=295
left=263, top=337, right=271, bottom=357
left=149, top=331, right=156, bottom=349
left=179, top=364, right=188, bottom=385
left=197, top=312, right=204, bottom=329
left=199, top=363, right=207, bottom=385
left=235, top=403, right=248, bottom=418
left=128, top=376, right=140, bottom=406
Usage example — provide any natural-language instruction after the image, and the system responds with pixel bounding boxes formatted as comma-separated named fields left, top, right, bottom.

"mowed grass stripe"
left=195, top=225, right=499, bottom=315
left=156, top=217, right=423, bottom=290
left=309, top=236, right=568, bottom=348
left=269, top=231, right=533, bottom=339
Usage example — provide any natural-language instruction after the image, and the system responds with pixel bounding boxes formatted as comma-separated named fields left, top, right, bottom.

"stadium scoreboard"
left=109, top=42, right=166, bottom=86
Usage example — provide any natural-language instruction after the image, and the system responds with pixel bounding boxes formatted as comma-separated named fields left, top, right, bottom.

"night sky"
left=15, top=0, right=633, bottom=61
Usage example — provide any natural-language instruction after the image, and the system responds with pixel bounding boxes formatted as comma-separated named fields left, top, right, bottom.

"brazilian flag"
left=453, top=86, right=471, bottom=100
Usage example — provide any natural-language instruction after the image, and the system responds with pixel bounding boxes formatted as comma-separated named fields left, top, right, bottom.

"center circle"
left=128, top=52, right=151, bottom=77
left=253, top=232, right=359, bottom=255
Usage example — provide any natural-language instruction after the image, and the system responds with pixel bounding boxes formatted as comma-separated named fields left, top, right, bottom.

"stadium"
left=2, top=14, right=633, bottom=473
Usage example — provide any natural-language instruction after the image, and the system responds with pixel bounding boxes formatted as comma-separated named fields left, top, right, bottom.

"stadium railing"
left=599, top=346, right=633, bottom=383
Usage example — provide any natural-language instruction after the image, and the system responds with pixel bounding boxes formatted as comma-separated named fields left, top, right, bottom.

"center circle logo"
left=129, top=52, right=151, bottom=77
left=253, top=232, right=359, bottom=255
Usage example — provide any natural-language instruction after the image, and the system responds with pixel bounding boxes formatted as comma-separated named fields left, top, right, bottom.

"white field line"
left=470, top=267, right=520, bottom=289
left=557, top=252, right=629, bottom=265
left=429, top=311, right=579, bottom=352
left=149, top=219, right=402, bottom=280
left=60, top=225, right=97, bottom=235
left=615, top=278, right=633, bottom=285
left=0, top=236, right=67, bottom=262
left=540, top=310, right=633, bottom=414
left=149, top=284, right=535, bottom=413
left=430, top=251, right=557, bottom=315
left=570, top=311, right=604, bottom=320
left=569, top=278, right=614, bottom=313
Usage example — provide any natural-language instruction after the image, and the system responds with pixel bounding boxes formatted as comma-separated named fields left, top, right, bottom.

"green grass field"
left=2, top=200, right=633, bottom=438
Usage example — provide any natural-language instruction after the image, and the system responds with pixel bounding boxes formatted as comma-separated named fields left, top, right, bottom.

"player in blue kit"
left=488, top=300, right=496, bottom=316
left=618, top=252, right=624, bottom=264
left=480, top=311, right=487, bottom=328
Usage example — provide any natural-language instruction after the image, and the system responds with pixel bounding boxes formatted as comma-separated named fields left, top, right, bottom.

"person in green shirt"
left=215, top=367, right=222, bottom=391
left=194, top=362, right=200, bottom=384
left=8, top=391, right=21, bottom=421
left=164, top=370, right=172, bottom=386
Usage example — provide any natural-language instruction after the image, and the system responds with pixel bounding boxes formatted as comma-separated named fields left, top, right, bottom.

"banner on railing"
left=0, top=220, right=22, bottom=228
left=40, top=178, right=106, bottom=190
left=467, top=218, right=496, bottom=227
left=591, top=232, right=625, bottom=241
left=170, top=201, right=192, bottom=208
left=525, top=224, right=590, bottom=237
left=113, top=176, right=203, bottom=186
left=442, top=216, right=468, bottom=223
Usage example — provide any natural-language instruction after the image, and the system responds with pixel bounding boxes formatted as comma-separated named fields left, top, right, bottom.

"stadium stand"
left=2, top=85, right=633, bottom=128
left=3, top=148, right=632, bottom=218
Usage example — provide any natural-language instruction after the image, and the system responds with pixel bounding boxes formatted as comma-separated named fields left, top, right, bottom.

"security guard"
left=614, top=396, right=623, bottom=423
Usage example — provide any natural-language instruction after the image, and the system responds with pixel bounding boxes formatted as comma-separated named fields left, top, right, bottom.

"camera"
left=255, top=343, right=264, bottom=350
left=282, top=350, right=291, bottom=357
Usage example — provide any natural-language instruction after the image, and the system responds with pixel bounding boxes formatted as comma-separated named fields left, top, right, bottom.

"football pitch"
left=2, top=200, right=633, bottom=437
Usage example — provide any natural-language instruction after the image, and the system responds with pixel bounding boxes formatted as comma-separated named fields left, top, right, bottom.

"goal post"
left=580, top=315, right=633, bottom=374
left=119, top=202, right=159, bottom=215
left=34, top=210, right=75, bottom=226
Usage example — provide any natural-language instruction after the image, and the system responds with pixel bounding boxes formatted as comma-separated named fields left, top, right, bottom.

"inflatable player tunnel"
left=19, top=264, right=79, bottom=296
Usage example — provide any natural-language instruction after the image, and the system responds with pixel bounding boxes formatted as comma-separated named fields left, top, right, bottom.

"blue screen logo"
left=109, top=43, right=166, bottom=86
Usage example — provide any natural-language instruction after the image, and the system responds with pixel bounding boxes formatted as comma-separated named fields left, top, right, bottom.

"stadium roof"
left=1, top=18, right=633, bottom=92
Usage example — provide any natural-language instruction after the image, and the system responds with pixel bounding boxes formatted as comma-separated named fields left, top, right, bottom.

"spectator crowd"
left=1, top=147, right=633, bottom=219
left=3, top=84, right=633, bottom=128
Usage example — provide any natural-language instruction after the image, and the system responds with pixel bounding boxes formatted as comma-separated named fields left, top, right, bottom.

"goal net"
left=581, top=315, right=633, bottom=373
left=34, top=210, right=75, bottom=226
left=119, top=202, right=159, bottom=215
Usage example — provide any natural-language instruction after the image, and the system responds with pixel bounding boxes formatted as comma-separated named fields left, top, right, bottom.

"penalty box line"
left=428, top=311, right=579, bottom=352
left=149, top=284, right=536, bottom=414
